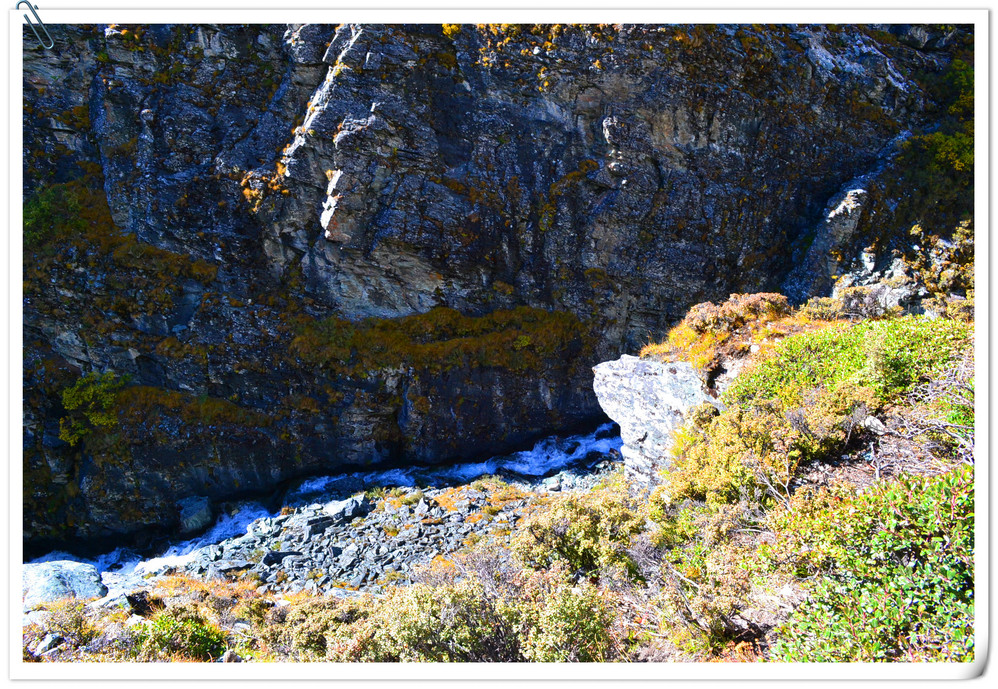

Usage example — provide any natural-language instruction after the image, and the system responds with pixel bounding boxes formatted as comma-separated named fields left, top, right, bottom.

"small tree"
left=59, top=371, right=127, bottom=445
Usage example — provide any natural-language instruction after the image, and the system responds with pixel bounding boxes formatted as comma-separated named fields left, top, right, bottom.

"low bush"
left=335, top=580, right=517, bottom=662
left=726, top=316, right=972, bottom=407
left=797, top=296, right=845, bottom=321
left=58, top=371, right=128, bottom=445
left=665, top=410, right=777, bottom=506
left=135, top=605, right=227, bottom=661
left=681, top=293, right=791, bottom=335
left=517, top=575, right=616, bottom=662
left=511, top=486, right=644, bottom=576
left=642, top=293, right=791, bottom=370
left=657, top=542, right=753, bottom=654
left=262, top=597, right=370, bottom=660
left=665, top=381, right=874, bottom=507
left=271, top=557, right=620, bottom=662
left=42, top=599, right=101, bottom=648
left=766, top=465, right=974, bottom=661
left=836, top=284, right=905, bottom=320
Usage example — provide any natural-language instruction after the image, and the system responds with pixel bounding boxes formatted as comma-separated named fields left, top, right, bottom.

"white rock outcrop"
left=593, top=355, right=722, bottom=484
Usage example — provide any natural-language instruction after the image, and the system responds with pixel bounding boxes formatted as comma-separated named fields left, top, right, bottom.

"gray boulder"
left=593, top=355, right=722, bottom=485
left=22, top=560, right=108, bottom=612
left=177, top=496, right=214, bottom=535
left=262, top=550, right=302, bottom=566
left=322, top=495, right=372, bottom=524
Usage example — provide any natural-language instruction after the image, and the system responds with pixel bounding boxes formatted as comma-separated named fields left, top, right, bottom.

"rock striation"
left=22, top=23, right=967, bottom=551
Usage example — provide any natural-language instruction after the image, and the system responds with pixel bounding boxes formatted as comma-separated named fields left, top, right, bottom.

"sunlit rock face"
left=593, top=355, right=721, bottom=484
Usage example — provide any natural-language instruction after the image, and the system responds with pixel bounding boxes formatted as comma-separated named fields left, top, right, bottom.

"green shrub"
left=726, top=316, right=972, bottom=407
left=511, top=486, right=644, bottom=576
left=943, top=377, right=975, bottom=428
left=43, top=599, right=100, bottom=647
left=665, top=411, right=775, bottom=506
left=797, top=296, right=845, bottom=321
left=400, top=488, right=424, bottom=507
left=136, top=605, right=226, bottom=661
left=682, top=293, right=791, bottom=335
left=667, top=377, right=879, bottom=507
left=859, top=318, right=972, bottom=399
left=893, top=54, right=974, bottom=228
left=768, top=465, right=974, bottom=661
left=24, top=182, right=86, bottom=247
left=519, top=580, right=616, bottom=662
left=266, top=598, right=368, bottom=660
left=641, top=292, right=791, bottom=369
left=647, top=495, right=702, bottom=548
left=58, top=371, right=128, bottom=445
left=325, top=581, right=519, bottom=662
left=658, top=542, right=753, bottom=654
left=304, top=552, right=620, bottom=662
left=899, top=54, right=973, bottom=216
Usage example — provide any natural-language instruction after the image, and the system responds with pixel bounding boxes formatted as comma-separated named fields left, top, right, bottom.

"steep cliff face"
left=22, top=23, right=966, bottom=552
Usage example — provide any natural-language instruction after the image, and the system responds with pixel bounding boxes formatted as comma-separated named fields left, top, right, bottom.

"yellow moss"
left=288, top=305, right=590, bottom=376
left=641, top=293, right=844, bottom=372
left=115, top=386, right=272, bottom=429
left=493, top=280, right=515, bottom=296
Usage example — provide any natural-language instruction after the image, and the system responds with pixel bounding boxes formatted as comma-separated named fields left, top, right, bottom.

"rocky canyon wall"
left=22, top=23, right=966, bottom=552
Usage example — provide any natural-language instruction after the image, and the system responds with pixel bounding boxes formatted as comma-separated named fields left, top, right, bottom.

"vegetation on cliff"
left=635, top=289, right=974, bottom=660
left=289, top=305, right=592, bottom=376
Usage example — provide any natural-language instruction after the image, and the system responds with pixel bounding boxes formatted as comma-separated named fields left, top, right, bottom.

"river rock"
left=35, top=633, right=64, bottom=655
left=22, top=561, right=108, bottom=612
left=593, top=356, right=722, bottom=484
left=262, top=550, right=302, bottom=566
left=323, top=496, right=372, bottom=524
left=177, top=496, right=214, bottom=535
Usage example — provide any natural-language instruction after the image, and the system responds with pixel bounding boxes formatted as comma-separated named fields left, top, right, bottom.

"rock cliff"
left=22, top=23, right=968, bottom=553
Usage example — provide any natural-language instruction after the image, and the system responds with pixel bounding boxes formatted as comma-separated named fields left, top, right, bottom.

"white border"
left=4, top=2, right=990, bottom=684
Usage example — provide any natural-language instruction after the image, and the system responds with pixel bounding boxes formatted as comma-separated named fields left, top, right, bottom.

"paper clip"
left=17, top=1, right=54, bottom=50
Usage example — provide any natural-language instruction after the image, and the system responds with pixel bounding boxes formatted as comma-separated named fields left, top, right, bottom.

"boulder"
left=303, top=516, right=335, bottom=539
left=177, top=496, right=214, bottom=535
left=322, top=495, right=372, bottom=524
left=593, top=355, right=722, bottom=484
left=262, top=550, right=302, bottom=567
left=22, top=610, right=53, bottom=628
left=35, top=633, right=64, bottom=655
left=22, top=560, right=108, bottom=612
